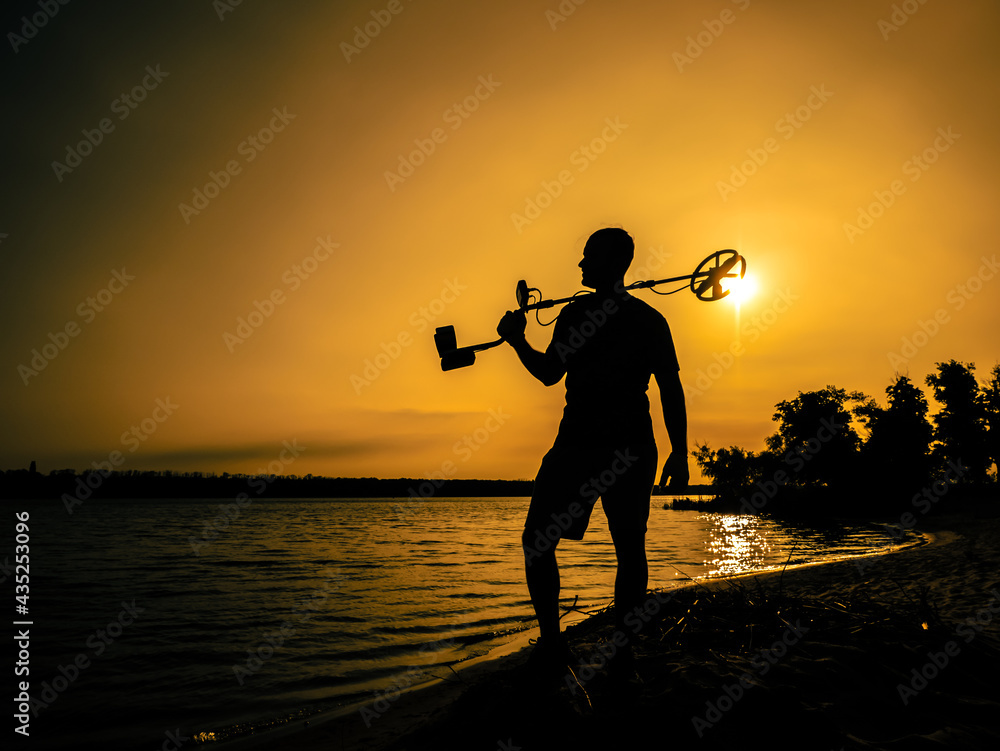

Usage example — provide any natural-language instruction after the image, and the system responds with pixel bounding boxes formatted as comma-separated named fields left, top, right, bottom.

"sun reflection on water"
left=704, top=514, right=772, bottom=577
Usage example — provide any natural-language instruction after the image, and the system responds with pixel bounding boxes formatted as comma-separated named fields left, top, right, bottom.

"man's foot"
left=523, top=634, right=577, bottom=676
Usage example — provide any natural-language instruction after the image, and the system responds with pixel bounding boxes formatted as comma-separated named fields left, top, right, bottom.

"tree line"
left=695, top=360, right=999, bottom=514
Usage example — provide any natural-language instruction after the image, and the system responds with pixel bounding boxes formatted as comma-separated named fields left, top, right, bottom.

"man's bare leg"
left=613, top=529, right=648, bottom=636
left=522, top=531, right=561, bottom=642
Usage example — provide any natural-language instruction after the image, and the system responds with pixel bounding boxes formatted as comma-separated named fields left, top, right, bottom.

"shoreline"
left=221, top=519, right=978, bottom=750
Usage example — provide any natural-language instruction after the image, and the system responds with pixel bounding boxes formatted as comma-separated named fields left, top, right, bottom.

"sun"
left=722, top=271, right=758, bottom=305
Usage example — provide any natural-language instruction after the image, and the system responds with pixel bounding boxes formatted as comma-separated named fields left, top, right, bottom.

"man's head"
left=579, top=227, right=634, bottom=291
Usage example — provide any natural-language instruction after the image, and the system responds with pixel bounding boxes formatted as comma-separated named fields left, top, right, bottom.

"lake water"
left=8, top=496, right=916, bottom=749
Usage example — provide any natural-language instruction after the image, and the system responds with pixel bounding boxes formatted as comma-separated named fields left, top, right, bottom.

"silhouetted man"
left=497, top=227, right=688, bottom=675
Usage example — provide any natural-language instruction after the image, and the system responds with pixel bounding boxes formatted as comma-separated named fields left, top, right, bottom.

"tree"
left=925, top=360, right=990, bottom=483
left=854, top=374, right=934, bottom=495
left=765, top=386, right=866, bottom=489
left=980, top=363, right=1000, bottom=480
left=694, top=444, right=771, bottom=498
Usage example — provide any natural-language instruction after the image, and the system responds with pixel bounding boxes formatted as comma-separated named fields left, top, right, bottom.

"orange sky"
left=2, top=0, right=998, bottom=483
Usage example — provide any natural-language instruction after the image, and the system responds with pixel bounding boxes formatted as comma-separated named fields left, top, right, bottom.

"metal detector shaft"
left=518, top=270, right=716, bottom=312
left=626, top=270, right=714, bottom=291
left=466, top=338, right=504, bottom=353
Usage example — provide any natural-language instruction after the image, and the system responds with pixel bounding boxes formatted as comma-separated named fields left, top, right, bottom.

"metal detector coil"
left=689, top=249, right=746, bottom=302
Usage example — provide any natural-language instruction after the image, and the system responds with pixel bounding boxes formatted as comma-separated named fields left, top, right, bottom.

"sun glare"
left=723, top=271, right=758, bottom=305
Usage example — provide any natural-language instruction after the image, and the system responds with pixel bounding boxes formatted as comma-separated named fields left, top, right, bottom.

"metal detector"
left=434, top=249, right=746, bottom=371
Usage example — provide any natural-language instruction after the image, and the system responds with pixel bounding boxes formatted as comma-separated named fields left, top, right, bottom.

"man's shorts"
left=524, top=440, right=657, bottom=545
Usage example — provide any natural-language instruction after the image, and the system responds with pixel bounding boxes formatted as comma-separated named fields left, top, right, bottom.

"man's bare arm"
left=497, top=310, right=566, bottom=386
left=655, top=367, right=689, bottom=488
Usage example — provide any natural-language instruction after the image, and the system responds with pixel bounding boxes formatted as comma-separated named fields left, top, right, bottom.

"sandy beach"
left=238, top=507, right=1000, bottom=751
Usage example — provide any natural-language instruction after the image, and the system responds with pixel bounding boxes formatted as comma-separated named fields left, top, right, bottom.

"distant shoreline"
left=0, top=468, right=714, bottom=500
